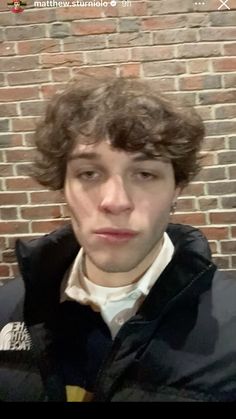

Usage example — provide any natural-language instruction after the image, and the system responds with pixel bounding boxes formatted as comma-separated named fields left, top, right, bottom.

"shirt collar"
left=63, top=232, right=174, bottom=308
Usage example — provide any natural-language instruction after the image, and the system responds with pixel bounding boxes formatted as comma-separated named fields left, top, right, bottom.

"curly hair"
left=32, top=77, right=205, bottom=190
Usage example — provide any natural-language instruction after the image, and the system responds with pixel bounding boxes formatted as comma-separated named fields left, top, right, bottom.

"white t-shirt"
left=62, top=232, right=174, bottom=338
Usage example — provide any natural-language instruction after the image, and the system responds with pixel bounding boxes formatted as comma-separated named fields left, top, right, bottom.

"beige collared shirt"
left=62, top=232, right=174, bottom=338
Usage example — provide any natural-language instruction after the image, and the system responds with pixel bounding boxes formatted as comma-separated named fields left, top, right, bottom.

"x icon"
left=218, top=0, right=230, bottom=9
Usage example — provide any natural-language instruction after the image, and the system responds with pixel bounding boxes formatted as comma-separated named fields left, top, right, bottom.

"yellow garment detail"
left=66, top=385, right=93, bottom=402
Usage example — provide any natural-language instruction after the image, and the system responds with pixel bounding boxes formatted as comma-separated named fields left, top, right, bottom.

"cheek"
left=65, top=183, right=96, bottom=221
left=138, top=194, right=172, bottom=216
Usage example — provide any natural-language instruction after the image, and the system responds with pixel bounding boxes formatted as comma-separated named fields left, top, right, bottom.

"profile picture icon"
left=7, top=0, right=26, bottom=13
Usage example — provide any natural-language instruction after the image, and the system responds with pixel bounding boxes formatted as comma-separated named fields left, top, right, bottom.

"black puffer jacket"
left=1, top=223, right=236, bottom=402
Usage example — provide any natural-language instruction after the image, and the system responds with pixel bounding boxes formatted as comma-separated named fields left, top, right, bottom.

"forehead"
left=68, top=140, right=170, bottom=168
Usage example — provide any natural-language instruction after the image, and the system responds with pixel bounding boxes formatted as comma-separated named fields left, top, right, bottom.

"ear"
left=173, top=186, right=182, bottom=202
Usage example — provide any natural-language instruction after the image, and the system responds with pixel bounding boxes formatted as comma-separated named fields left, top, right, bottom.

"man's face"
left=14, top=1, right=20, bottom=8
left=64, top=141, right=180, bottom=282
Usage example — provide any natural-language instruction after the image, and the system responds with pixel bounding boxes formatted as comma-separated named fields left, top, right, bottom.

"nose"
left=99, top=175, right=134, bottom=214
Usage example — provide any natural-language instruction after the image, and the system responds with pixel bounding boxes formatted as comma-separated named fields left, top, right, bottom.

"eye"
left=77, top=171, right=100, bottom=181
left=136, top=171, right=156, bottom=180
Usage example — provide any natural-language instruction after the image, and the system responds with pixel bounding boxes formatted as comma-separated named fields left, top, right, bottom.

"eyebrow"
left=68, top=152, right=162, bottom=162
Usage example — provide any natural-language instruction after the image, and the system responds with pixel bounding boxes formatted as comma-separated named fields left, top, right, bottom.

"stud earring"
left=170, top=201, right=177, bottom=214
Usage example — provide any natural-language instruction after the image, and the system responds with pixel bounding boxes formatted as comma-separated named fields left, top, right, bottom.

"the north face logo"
left=0, top=322, right=31, bottom=350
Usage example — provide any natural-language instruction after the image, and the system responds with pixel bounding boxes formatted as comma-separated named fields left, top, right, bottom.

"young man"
left=1, top=78, right=236, bottom=402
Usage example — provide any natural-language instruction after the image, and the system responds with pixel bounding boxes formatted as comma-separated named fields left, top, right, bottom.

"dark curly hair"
left=33, top=77, right=205, bottom=190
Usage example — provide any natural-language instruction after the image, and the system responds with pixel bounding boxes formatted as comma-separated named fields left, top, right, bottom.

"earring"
left=171, top=201, right=177, bottom=214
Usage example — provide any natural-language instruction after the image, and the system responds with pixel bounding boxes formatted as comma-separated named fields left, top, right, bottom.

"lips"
left=94, top=228, right=138, bottom=243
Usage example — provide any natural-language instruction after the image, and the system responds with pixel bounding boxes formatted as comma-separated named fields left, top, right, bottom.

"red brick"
left=5, top=177, right=41, bottom=191
left=200, top=227, right=229, bottom=240
left=20, top=101, right=47, bottom=117
left=0, top=56, right=39, bottom=72
left=14, top=9, right=56, bottom=24
left=179, top=75, right=221, bottom=91
left=51, top=68, right=71, bottom=82
left=41, top=53, right=83, bottom=69
left=215, top=105, right=236, bottom=119
left=209, top=241, right=218, bottom=254
left=195, top=106, right=213, bottom=120
left=200, top=153, right=216, bottom=166
left=17, top=40, right=60, bottom=55
left=2, top=250, right=17, bottom=263
left=30, top=191, right=64, bottom=204
left=195, top=167, right=226, bottom=182
left=0, top=87, right=39, bottom=102
left=40, top=84, right=66, bottom=99
left=232, top=227, right=236, bottom=238
left=200, top=27, right=236, bottom=41
left=72, top=19, right=116, bottom=35
left=0, top=103, right=17, bottom=117
left=72, top=66, right=117, bottom=81
left=221, top=241, right=236, bottom=254
left=0, top=221, right=28, bottom=234
left=0, top=42, right=15, bottom=56
left=86, top=49, right=129, bottom=65
left=153, top=29, right=197, bottom=45
left=171, top=213, right=206, bottom=226
left=63, top=35, right=106, bottom=52
left=56, top=6, right=104, bottom=21
left=224, top=74, right=236, bottom=88
left=15, top=164, right=33, bottom=176
left=199, top=90, right=236, bottom=105
left=229, top=166, right=236, bottom=179
left=31, top=220, right=68, bottom=234
left=210, top=212, right=236, bottom=224
left=221, top=196, right=236, bottom=209
left=178, top=43, right=221, bottom=58
left=213, top=256, right=230, bottom=270
left=143, top=61, right=186, bottom=77
left=208, top=182, right=236, bottom=195
left=12, top=117, right=39, bottom=132
left=0, top=134, right=23, bottom=147
left=0, top=265, right=10, bottom=278
left=218, top=152, right=236, bottom=165
left=119, top=63, right=140, bottom=78
left=202, top=137, right=225, bottom=151
left=5, top=149, right=35, bottom=163
left=131, top=46, right=175, bottom=62
left=159, top=0, right=204, bottom=13
left=0, top=237, right=6, bottom=250
left=0, top=207, right=17, bottom=220
left=149, top=78, right=176, bottom=92
left=212, top=58, right=236, bottom=72
left=7, top=70, right=50, bottom=86
left=182, top=183, right=205, bottom=197
left=108, top=32, right=150, bottom=48
left=0, top=192, right=28, bottom=205
left=20, top=205, right=61, bottom=220
left=24, top=133, right=35, bottom=147
left=188, top=59, right=210, bottom=74
left=176, top=198, right=197, bottom=212
left=232, top=257, right=236, bottom=268
left=142, top=15, right=186, bottom=30
left=198, top=198, right=218, bottom=211
left=224, top=43, right=236, bottom=56
left=106, top=2, right=147, bottom=17
left=0, top=164, right=14, bottom=177
left=5, top=26, right=46, bottom=42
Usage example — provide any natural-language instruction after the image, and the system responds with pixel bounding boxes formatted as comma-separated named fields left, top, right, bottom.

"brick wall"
left=0, top=0, right=236, bottom=282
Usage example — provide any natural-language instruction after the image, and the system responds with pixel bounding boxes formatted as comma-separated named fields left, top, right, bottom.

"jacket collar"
left=15, top=223, right=215, bottom=326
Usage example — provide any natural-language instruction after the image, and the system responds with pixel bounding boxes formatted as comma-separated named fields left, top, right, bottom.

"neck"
left=84, top=238, right=164, bottom=287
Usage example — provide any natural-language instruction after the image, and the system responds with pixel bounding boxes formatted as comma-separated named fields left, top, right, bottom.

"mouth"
left=93, top=228, right=138, bottom=243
